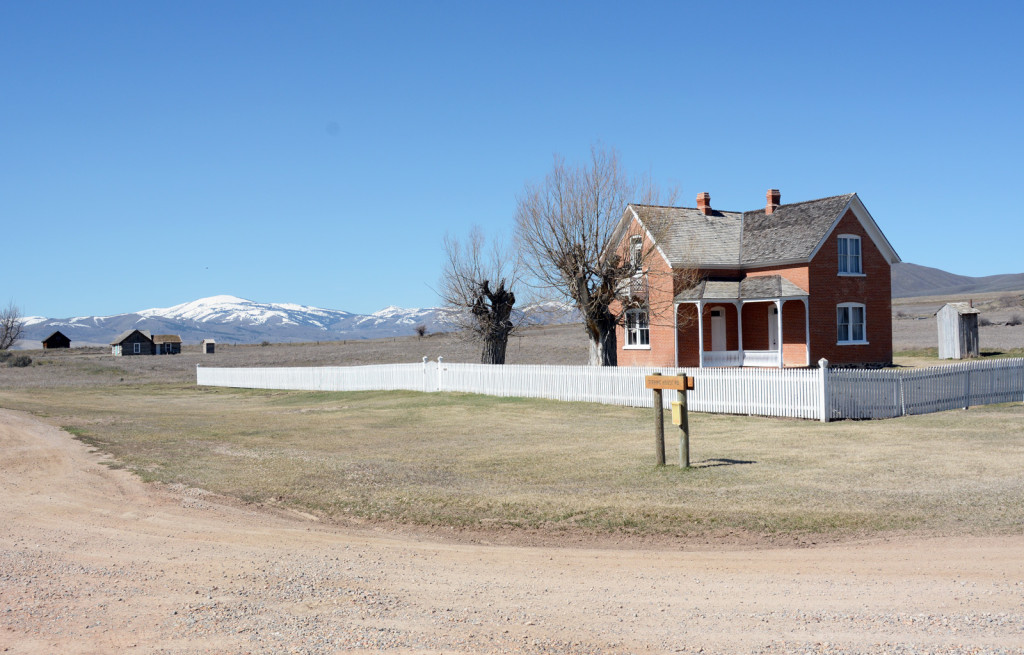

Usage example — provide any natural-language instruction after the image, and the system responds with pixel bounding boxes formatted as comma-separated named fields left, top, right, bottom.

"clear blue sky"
left=3, top=1, right=1021, bottom=318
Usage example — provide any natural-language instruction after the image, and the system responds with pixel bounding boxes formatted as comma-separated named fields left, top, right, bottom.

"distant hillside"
left=17, top=295, right=578, bottom=349
left=893, top=263, right=1024, bottom=298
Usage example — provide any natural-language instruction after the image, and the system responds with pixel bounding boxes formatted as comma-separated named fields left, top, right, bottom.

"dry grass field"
left=0, top=323, right=590, bottom=389
left=1, top=380, right=1022, bottom=544
left=1, top=301, right=1023, bottom=544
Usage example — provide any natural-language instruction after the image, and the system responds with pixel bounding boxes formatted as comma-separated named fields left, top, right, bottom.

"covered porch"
left=674, top=276, right=810, bottom=368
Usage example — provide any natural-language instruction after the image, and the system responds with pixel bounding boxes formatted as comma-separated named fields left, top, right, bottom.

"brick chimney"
left=766, top=189, right=781, bottom=214
left=696, top=192, right=712, bottom=216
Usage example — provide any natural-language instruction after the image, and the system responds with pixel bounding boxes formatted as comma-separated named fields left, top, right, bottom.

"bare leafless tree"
left=0, top=301, right=24, bottom=350
left=439, top=227, right=520, bottom=364
left=514, top=146, right=681, bottom=366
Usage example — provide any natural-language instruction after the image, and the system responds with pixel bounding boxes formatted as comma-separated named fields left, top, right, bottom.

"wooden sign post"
left=676, top=388, right=690, bottom=468
left=645, top=374, right=694, bottom=468
left=650, top=373, right=666, bottom=466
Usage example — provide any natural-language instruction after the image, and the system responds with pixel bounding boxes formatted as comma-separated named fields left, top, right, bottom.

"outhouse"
left=201, top=339, right=216, bottom=354
left=935, top=302, right=980, bottom=359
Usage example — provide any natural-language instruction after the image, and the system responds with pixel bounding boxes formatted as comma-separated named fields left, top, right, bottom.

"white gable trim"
left=605, top=205, right=672, bottom=269
left=806, top=194, right=901, bottom=265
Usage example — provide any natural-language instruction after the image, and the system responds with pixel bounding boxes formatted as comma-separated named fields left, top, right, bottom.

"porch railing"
left=703, top=349, right=781, bottom=368
left=627, top=274, right=647, bottom=300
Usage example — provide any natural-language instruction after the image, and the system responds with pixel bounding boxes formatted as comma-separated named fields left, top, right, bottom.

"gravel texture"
left=2, top=408, right=1024, bottom=654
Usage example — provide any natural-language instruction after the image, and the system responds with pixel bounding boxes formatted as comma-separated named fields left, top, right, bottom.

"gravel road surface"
left=2, top=408, right=1022, bottom=654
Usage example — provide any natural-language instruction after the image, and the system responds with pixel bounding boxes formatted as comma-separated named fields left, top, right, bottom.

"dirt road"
left=2, top=408, right=1022, bottom=654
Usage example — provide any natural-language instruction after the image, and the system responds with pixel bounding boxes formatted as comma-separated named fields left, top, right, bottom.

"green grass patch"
left=3, top=385, right=1023, bottom=540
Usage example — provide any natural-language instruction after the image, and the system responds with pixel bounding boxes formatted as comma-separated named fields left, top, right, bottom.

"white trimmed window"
left=629, top=235, right=643, bottom=270
left=837, top=235, right=863, bottom=275
left=133, top=342, right=141, bottom=354
left=837, top=303, right=867, bottom=344
left=624, top=308, right=650, bottom=348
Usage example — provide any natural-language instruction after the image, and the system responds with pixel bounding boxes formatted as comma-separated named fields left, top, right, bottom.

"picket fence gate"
left=196, top=357, right=1024, bottom=422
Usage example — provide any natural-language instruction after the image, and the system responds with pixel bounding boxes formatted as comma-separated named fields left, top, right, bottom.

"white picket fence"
left=828, top=358, right=1024, bottom=420
left=196, top=357, right=1024, bottom=421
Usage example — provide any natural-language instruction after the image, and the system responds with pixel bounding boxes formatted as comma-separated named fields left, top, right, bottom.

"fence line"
left=829, top=358, right=1024, bottom=420
left=196, top=357, right=1024, bottom=421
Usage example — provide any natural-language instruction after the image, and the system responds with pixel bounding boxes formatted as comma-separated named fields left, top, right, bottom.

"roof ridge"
left=741, top=193, right=855, bottom=218
left=636, top=193, right=854, bottom=215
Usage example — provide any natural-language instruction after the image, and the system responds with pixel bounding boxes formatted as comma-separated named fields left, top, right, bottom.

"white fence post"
left=818, top=358, right=829, bottom=423
left=437, top=356, right=444, bottom=392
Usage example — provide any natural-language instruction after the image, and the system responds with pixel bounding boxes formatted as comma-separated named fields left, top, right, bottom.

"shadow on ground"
left=694, top=458, right=757, bottom=468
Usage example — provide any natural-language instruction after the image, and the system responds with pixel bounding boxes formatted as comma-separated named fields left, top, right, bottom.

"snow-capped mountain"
left=136, top=295, right=352, bottom=327
left=17, top=295, right=577, bottom=348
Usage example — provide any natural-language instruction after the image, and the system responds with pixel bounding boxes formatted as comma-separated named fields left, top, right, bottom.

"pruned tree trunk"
left=477, top=280, right=515, bottom=364
left=481, top=337, right=509, bottom=365
left=585, top=308, right=618, bottom=366
left=440, top=227, right=521, bottom=365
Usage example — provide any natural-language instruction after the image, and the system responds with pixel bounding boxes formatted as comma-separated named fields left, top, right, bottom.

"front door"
left=710, top=308, right=726, bottom=351
left=768, top=305, right=779, bottom=351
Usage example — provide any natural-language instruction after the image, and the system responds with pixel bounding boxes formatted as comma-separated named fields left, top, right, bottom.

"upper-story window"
left=629, top=235, right=643, bottom=271
left=837, top=302, right=867, bottom=344
left=837, top=234, right=863, bottom=275
left=624, top=308, right=650, bottom=348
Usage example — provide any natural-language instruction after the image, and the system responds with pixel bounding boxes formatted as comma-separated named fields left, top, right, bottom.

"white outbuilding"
left=935, top=302, right=980, bottom=359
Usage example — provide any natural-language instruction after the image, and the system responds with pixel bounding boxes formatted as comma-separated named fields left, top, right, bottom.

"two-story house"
left=610, top=190, right=900, bottom=368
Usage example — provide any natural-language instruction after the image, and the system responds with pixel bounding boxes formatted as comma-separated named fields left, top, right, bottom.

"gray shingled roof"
left=674, top=276, right=808, bottom=302
left=633, top=206, right=743, bottom=268
left=631, top=193, right=856, bottom=269
left=740, top=194, right=854, bottom=264
left=110, top=329, right=152, bottom=345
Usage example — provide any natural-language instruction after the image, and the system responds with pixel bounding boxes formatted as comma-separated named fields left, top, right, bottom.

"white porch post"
left=673, top=303, right=679, bottom=367
left=697, top=301, right=705, bottom=368
left=735, top=301, right=744, bottom=365
left=803, top=298, right=811, bottom=366
left=775, top=299, right=784, bottom=369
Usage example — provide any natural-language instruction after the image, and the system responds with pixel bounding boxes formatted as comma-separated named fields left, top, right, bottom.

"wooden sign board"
left=645, top=375, right=694, bottom=391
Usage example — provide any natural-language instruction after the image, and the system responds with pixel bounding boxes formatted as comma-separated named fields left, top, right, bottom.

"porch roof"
left=673, top=275, right=808, bottom=303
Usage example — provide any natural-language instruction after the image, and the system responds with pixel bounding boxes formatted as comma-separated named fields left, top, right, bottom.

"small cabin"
left=111, top=329, right=154, bottom=356
left=201, top=338, right=216, bottom=354
left=153, top=334, right=182, bottom=355
left=936, top=302, right=980, bottom=359
left=42, top=331, right=71, bottom=349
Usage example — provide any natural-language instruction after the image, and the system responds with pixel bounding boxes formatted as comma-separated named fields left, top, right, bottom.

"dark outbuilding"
left=42, top=331, right=71, bottom=349
left=111, top=329, right=154, bottom=356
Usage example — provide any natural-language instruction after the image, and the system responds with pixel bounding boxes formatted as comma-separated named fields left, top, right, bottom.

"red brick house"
left=609, top=190, right=900, bottom=368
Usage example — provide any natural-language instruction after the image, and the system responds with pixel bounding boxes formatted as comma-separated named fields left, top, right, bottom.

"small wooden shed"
left=153, top=334, right=183, bottom=355
left=201, top=339, right=216, bottom=354
left=42, top=331, right=71, bottom=349
left=936, top=302, right=980, bottom=359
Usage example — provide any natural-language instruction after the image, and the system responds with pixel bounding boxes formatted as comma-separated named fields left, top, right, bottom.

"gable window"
left=624, top=308, right=650, bottom=348
left=837, top=235, right=863, bottom=275
left=837, top=303, right=867, bottom=344
left=629, top=235, right=643, bottom=271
